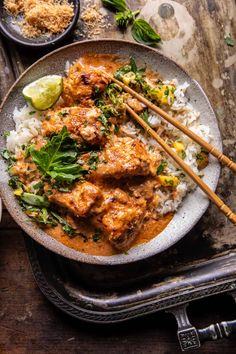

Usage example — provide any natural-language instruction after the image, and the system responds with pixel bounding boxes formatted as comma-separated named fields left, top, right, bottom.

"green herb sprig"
left=30, top=126, right=87, bottom=185
left=102, top=0, right=161, bottom=46
left=51, top=211, right=77, bottom=237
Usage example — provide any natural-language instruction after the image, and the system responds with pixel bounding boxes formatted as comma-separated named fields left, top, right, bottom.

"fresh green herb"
left=33, top=181, right=44, bottom=190
left=164, top=87, right=169, bottom=96
left=51, top=211, right=77, bottom=238
left=115, top=9, right=139, bottom=28
left=102, top=1, right=161, bottom=46
left=3, top=131, right=10, bottom=137
left=29, top=111, right=36, bottom=115
left=98, top=114, right=111, bottom=135
left=8, top=176, right=23, bottom=190
left=102, top=0, right=127, bottom=12
left=181, top=151, right=187, bottom=160
left=23, top=206, right=56, bottom=226
left=36, top=208, right=55, bottom=225
left=156, top=161, right=167, bottom=175
left=24, top=144, right=34, bottom=158
left=1, top=149, right=16, bottom=168
left=196, top=153, right=203, bottom=161
left=114, top=125, right=120, bottom=134
left=115, top=63, right=134, bottom=80
left=58, top=186, right=71, bottom=192
left=140, top=109, right=150, bottom=125
left=58, top=109, right=69, bottom=117
left=224, top=34, right=235, bottom=47
left=96, top=100, right=120, bottom=117
left=114, top=57, right=146, bottom=88
left=21, top=193, right=49, bottom=207
left=93, top=86, right=100, bottom=97
left=93, top=228, right=102, bottom=242
left=1, top=149, right=11, bottom=160
left=30, top=126, right=87, bottom=184
left=88, top=151, right=99, bottom=171
left=131, top=19, right=161, bottom=46
left=105, top=83, right=122, bottom=104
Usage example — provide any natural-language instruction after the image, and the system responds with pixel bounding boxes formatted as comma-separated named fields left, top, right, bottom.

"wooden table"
left=0, top=0, right=236, bottom=352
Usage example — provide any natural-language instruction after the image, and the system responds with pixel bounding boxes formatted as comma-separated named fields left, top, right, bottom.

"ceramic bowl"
left=0, top=39, right=222, bottom=265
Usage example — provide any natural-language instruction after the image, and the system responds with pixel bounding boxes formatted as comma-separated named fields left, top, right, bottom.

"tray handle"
left=167, top=291, right=236, bottom=351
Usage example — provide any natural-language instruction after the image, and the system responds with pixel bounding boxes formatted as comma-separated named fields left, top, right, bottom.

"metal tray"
left=25, top=233, right=236, bottom=352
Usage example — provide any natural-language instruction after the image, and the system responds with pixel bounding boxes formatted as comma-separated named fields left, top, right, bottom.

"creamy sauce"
left=47, top=213, right=173, bottom=256
left=14, top=54, right=174, bottom=256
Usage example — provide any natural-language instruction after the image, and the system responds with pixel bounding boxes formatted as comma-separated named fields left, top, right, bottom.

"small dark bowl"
left=0, top=0, right=80, bottom=48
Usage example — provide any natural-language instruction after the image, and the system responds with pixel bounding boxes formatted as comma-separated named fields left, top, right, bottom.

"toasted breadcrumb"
left=4, top=0, right=74, bottom=38
left=80, top=0, right=111, bottom=39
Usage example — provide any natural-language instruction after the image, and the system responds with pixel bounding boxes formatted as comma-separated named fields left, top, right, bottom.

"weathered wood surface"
left=0, top=0, right=236, bottom=352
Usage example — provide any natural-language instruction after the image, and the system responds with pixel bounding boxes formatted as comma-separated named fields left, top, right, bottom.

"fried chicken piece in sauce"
left=62, top=63, right=110, bottom=106
left=49, top=182, right=102, bottom=218
left=42, top=106, right=107, bottom=145
left=91, top=136, right=160, bottom=180
left=92, top=188, right=146, bottom=251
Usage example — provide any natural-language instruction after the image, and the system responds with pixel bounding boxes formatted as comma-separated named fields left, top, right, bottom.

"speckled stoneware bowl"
left=0, top=40, right=222, bottom=265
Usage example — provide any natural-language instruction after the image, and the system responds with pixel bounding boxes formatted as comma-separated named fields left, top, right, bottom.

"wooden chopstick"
left=125, top=104, right=236, bottom=225
left=103, top=71, right=236, bottom=173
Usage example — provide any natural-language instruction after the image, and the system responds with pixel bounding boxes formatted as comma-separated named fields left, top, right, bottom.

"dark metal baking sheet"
left=25, top=235, right=236, bottom=323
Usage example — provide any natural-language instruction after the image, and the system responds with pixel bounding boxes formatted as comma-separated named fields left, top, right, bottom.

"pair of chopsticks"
left=101, top=71, right=236, bottom=225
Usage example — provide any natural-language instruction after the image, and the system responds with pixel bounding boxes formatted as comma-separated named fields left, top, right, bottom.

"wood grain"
left=0, top=0, right=236, bottom=352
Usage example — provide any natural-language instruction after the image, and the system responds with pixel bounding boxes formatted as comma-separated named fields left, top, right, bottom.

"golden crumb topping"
left=4, top=0, right=74, bottom=38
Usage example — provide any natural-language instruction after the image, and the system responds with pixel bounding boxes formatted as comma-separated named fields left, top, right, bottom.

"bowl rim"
left=0, top=0, right=80, bottom=48
left=0, top=39, right=222, bottom=265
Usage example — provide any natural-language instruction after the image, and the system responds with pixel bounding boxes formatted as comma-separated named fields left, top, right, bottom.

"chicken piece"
left=62, top=63, right=110, bottom=106
left=126, top=177, right=160, bottom=207
left=126, top=98, right=145, bottom=113
left=92, top=188, right=146, bottom=251
left=91, top=136, right=160, bottom=180
left=42, top=106, right=106, bottom=145
left=49, top=182, right=102, bottom=217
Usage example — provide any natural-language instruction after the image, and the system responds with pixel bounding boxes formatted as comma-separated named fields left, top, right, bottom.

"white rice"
left=6, top=105, right=43, bottom=153
left=121, top=80, right=212, bottom=214
left=6, top=80, right=211, bottom=215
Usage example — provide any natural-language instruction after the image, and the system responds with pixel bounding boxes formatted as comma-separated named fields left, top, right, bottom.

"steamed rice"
left=6, top=79, right=211, bottom=215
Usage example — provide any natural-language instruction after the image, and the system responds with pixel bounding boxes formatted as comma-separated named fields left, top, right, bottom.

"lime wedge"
left=22, top=75, right=63, bottom=110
